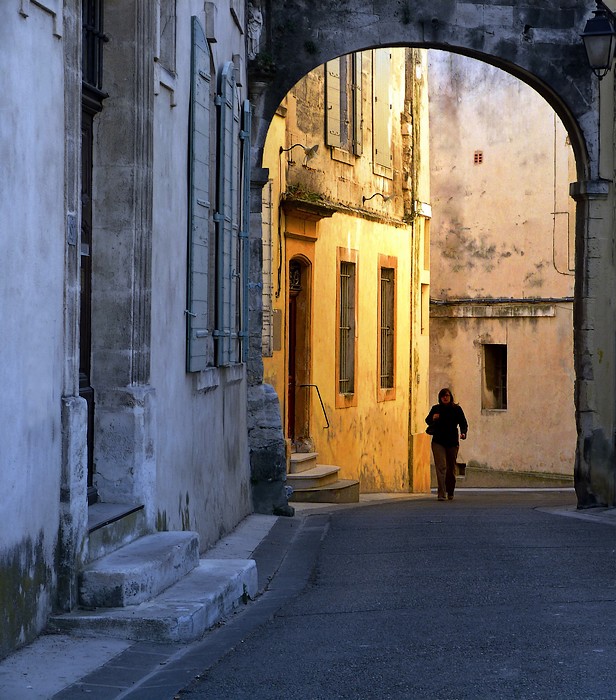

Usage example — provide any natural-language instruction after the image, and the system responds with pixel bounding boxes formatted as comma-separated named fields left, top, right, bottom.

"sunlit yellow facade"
left=262, top=48, right=432, bottom=493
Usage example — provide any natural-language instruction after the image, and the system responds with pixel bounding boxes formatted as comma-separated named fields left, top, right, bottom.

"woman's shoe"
left=447, top=495, right=454, bottom=500
left=437, top=496, right=446, bottom=501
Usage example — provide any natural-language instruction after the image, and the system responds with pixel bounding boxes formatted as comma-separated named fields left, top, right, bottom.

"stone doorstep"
left=289, top=452, right=318, bottom=473
left=286, top=465, right=340, bottom=489
left=49, top=559, right=258, bottom=644
left=289, top=478, right=360, bottom=504
left=87, top=503, right=149, bottom=563
left=79, top=531, right=200, bottom=608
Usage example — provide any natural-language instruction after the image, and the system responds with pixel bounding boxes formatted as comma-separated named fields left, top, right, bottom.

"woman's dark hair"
left=438, top=387, right=454, bottom=403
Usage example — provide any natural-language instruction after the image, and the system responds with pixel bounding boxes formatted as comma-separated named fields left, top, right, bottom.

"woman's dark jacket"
left=425, top=403, right=468, bottom=448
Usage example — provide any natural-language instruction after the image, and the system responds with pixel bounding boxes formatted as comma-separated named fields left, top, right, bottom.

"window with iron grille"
left=338, top=261, right=356, bottom=395
left=379, top=267, right=395, bottom=390
left=482, top=344, right=507, bottom=410
left=82, top=0, right=105, bottom=92
left=473, top=150, right=484, bottom=165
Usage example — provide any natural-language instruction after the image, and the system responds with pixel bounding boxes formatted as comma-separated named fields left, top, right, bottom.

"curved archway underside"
left=253, top=0, right=597, bottom=178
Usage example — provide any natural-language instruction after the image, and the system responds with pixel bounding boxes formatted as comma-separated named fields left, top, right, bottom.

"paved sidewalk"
left=1, top=489, right=614, bottom=699
left=0, top=514, right=281, bottom=700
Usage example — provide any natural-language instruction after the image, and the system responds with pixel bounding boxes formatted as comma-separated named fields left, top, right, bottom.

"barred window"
left=379, top=267, right=395, bottom=389
left=82, top=0, right=105, bottom=91
left=338, top=261, right=356, bottom=395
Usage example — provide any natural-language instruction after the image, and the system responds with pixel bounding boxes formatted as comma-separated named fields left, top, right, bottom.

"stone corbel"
left=154, top=62, right=177, bottom=107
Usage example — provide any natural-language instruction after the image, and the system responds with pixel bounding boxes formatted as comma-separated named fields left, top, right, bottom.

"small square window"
left=473, top=150, right=483, bottom=165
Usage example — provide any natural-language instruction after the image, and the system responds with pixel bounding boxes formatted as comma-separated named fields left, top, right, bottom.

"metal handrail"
left=299, top=384, right=330, bottom=429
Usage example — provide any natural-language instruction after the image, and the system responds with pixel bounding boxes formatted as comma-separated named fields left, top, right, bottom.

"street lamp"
left=362, top=192, right=392, bottom=204
left=279, top=143, right=319, bottom=165
left=581, top=0, right=616, bottom=79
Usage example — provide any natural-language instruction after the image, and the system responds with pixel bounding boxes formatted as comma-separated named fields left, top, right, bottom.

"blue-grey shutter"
left=373, top=49, right=392, bottom=170
left=325, top=59, right=342, bottom=148
left=186, top=17, right=213, bottom=372
left=216, top=61, right=241, bottom=365
left=240, top=99, right=252, bottom=361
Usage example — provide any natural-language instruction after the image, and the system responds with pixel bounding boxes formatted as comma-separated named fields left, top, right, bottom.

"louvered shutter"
left=373, top=49, right=392, bottom=170
left=216, top=62, right=241, bottom=365
left=186, top=17, right=213, bottom=372
left=352, top=52, right=363, bottom=156
left=240, top=99, right=252, bottom=361
left=325, top=59, right=342, bottom=148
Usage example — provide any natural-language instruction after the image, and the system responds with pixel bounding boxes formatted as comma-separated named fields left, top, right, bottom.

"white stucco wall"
left=0, top=6, right=65, bottom=653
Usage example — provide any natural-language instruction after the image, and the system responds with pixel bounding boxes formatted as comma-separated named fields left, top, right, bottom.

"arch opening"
left=250, top=9, right=612, bottom=504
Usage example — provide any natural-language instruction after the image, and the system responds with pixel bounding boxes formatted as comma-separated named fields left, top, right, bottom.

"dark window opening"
left=483, top=344, right=507, bottom=410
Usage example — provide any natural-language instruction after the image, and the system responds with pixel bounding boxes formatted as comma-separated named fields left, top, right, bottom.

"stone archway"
left=247, top=1, right=616, bottom=507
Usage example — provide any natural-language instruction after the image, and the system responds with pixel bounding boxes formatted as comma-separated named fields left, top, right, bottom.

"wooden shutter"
left=373, top=49, right=392, bottom=170
left=352, top=52, right=363, bottom=156
left=186, top=17, right=213, bottom=372
left=325, top=59, right=342, bottom=148
left=216, top=61, right=241, bottom=365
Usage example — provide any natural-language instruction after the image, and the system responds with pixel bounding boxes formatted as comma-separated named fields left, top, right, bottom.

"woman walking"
left=426, top=388, right=468, bottom=501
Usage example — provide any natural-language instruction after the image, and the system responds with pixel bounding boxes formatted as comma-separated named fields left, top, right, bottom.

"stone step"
left=287, top=465, right=340, bottom=490
left=87, top=502, right=149, bottom=563
left=79, top=531, right=200, bottom=608
left=289, top=451, right=318, bottom=473
left=289, top=478, right=360, bottom=504
left=49, top=558, right=257, bottom=643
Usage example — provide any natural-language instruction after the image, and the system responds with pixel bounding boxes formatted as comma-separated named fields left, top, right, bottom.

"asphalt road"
left=178, top=491, right=616, bottom=700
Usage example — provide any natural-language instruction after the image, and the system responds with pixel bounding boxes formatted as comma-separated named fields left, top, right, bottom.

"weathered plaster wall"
left=0, top=5, right=64, bottom=656
left=428, top=51, right=576, bottom=476
left=149, top=5, right=252, bottom=548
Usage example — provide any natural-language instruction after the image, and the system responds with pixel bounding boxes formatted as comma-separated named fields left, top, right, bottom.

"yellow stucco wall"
left=262, top=48, right=431, bottom=492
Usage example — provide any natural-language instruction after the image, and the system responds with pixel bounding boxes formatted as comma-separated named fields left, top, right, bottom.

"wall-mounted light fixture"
left=362, top=192, right=392, bottom=205
left=581, top=0, right=616, bottom=79
left=280, top=143, right=319, bottom=165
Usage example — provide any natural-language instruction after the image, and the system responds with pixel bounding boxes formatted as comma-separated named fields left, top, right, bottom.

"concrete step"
left=79, top=531, right=200, bottom=608
left=290, top=452, right=318, bottom=473
left=289, top=478, right=360, bottom=504
left=87, top=502, right=149, bottom=563
left=287, top=465, right=340, bottom=490
left=49, top=558, right=257, bottom=643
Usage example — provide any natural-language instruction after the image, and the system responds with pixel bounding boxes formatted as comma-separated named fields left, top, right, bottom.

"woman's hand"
left=460, top=433, right=466, bottom=440
left=432, top=413, right=440, bottom=421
